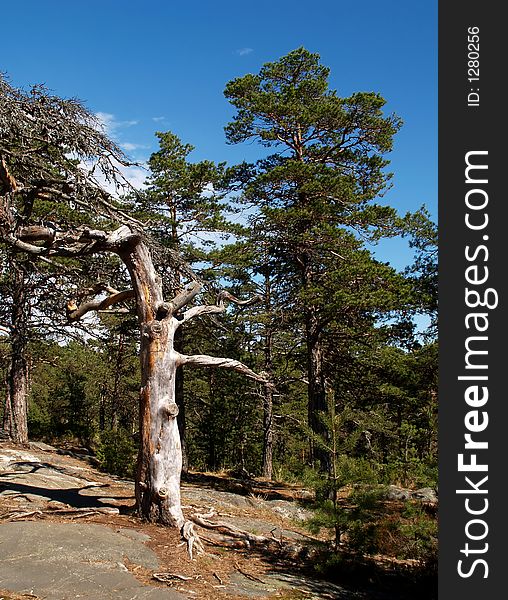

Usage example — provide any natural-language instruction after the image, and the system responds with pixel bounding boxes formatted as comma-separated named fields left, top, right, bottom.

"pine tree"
left=224, top=48, right=407, bottom=472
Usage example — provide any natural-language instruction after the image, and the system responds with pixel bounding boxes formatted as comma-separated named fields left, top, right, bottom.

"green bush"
left=379, top=458, right=437, bottom=489
left=95, top=429, right=137, bottom=478
left=397, top=501, right=438, bottom=562
left=306, top=481, right=387, bottom=550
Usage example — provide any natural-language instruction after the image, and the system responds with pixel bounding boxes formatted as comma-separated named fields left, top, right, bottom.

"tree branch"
left=177, top=290, right=263, bottom=326
left=3, top=234, right=52, bottom=255
left=0, top=157, right=18, bottom=192
left=178, top=304, right=224, bottom=325
left=217, top=290, right=263, bottom=307
left=177, top=353, right=271, bottom=385
left=163, top=281, right=203, bottom=316
left=8, top=224, right=140, bottom=258
left=66, top=289, right=135, bottom=322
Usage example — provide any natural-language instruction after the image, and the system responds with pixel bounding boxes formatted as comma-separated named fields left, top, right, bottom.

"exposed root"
left=0, top=509, right=43, bottom=521
left=200, top=534, right=249, bottom=549
left=191, top=511, right=277, bottom=548
left=181, top=519, right=206, bottom=560
left=0, top=506, right=120, bottom=521
left=153, top=572, right=195, bottom=583
left=190, top=510, right=312, bottom=560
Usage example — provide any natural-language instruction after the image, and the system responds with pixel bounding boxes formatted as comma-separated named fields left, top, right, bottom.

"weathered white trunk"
left=120, top=242, right=186, bottom=528
left=137, top=317, right=185, bottom=527
left=4, top=261, right=29, bottom=444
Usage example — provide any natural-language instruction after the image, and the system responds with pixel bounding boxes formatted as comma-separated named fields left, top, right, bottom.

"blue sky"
left=1, top=0, right=437, bottom=270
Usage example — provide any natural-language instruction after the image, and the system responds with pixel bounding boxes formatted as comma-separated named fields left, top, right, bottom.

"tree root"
left=181, top=519, right=206, bottom=560
left=189, top=510, right=309, bottom=559
left=0, top=506, right=120, bottom=522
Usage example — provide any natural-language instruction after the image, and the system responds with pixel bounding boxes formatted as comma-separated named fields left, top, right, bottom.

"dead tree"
left=2, top=259, right=30, bottom=443
left=0, top=76, right=269, bottom=550
left=10, top=223, right=267, bottom=550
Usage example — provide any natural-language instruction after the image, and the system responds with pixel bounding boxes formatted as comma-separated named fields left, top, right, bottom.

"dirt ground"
left=0, top=441, right=426, bottom=600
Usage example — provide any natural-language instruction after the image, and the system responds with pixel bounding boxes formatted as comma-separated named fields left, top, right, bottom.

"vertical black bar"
left=440, top=2, right=505, bottom=596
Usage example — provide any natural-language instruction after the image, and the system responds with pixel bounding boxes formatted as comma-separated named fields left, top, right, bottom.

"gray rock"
left=413, top=487, right=438, bottom=502
left=0, top=522, right=184, bottom=600
left=385, top=485, right=438, bottom=503
left=29, top=441, right=58, bottom=452
left=225, top=570, right=378, bottom=599
left=116, top=527, right=151, bottom=542
left=182, top=486, right=257, bottom=509
left=266, top=499, right=313, bottom=521
left=385, top=485, right=412, bottom=501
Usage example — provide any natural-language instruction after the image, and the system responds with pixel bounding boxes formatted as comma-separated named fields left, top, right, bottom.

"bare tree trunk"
left=168, top=217, right=188, bottom=475
left=5, top=261, right=29, bottom=444
left=262, top=383, right=274, bottom=479
left=174, top=327, right=188, bottom=475
left=136, top=316, right=185, bottom=526
left=118, top=242, right=185, bottom=527
left=261, top=270, right=274, bottom=480
left=7, top=341, right=29, bottom=444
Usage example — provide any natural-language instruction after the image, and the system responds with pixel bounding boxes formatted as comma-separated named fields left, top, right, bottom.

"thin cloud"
left=152, top=116, right=166, bottom=123
left=235, top=47, right=253, bottom=56
left=95, top=112, right=139, bottom=135
left=121, top=142, right=148, bottom=152
left=79, top=157, right=148, bottom=195
left=121, top=164, right=148, bottom=190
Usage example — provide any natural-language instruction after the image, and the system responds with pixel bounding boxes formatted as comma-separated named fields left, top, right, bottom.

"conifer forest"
left=0, top=48, right=438, bottom=594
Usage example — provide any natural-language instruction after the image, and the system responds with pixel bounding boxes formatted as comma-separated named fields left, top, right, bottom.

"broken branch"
left=67, top=289, right=135, bottom=322
left=167, top=281, right=202, bottom=314
left=178, top=290, right=263, bottom=326
left=177, top=353, right=271, bottom=385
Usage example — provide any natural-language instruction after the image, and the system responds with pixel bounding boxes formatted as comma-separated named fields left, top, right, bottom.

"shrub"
left=95, top=429, right=137, bottom=478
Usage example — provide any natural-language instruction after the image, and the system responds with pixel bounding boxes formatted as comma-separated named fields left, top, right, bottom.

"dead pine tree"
left=65, top=232, right=269, bottom=552
left=24, top=226, right=268, bottom=553
left=0, top=75, right=269, bottom=554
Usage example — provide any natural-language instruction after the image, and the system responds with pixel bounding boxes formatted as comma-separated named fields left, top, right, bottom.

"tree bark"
left=6, top=339, right=29, bottom=444
left=262, top=383, right=274, bottom=479
left=305, top=309, right=330, bottom=474
left=136, top=316, right=185, bottom=526
left=262, top=272, right=274, bottom=480
left=118, top=241, right=186, bottom=527
left=4, top=261, right=30, bottom=444
left=174, top=326, right=188, bottom=475
left=2, top=377, right=11, bottom=432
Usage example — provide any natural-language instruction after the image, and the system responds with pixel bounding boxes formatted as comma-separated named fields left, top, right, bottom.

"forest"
left=0, top=48, right=437, bottom=591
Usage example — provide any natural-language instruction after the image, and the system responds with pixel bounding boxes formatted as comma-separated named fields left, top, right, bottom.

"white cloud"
left=102, top=161, right=149, bottom=194
left=94, top=111, right=114, bottom=131
left=77, top=156, right=148, bottom=197
left=236, top=47, right=253, bottom=56
left=95, top=112, right=139, bottom=135
left=121, top=142, right=149, bottom=152
left=152, top=116, right=166, bottom=122
left=121, top=163, right=148, bottom=190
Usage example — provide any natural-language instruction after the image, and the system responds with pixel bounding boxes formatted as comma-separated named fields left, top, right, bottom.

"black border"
left=439, top=2, right=505, bottom=595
